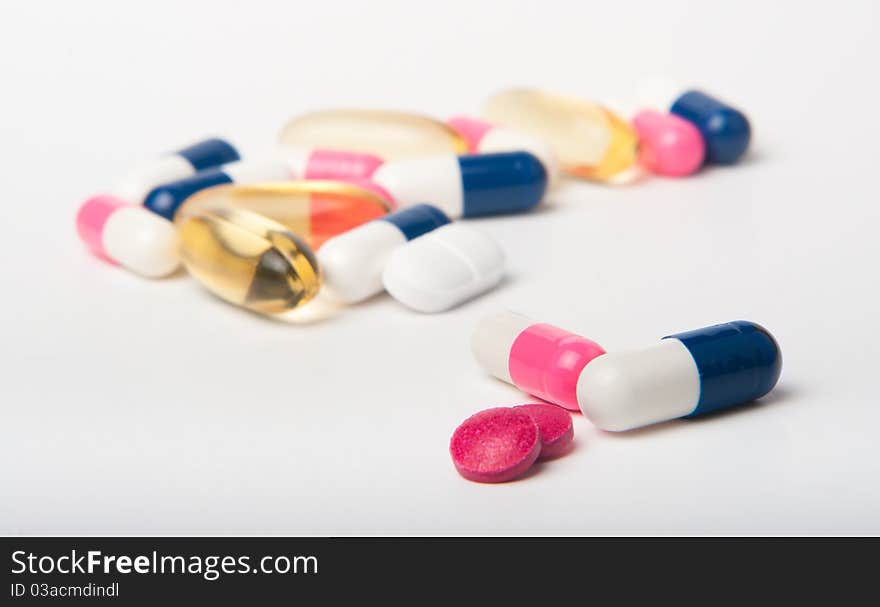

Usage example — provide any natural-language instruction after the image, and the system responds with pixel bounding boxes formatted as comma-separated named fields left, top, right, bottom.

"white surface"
left=372, top=154, right=465, bottom=217
left=382, top=224, right=505, bottom=313
left=471, top=311, right=535, bottom=384
left=1, top=0, right=878, bottom=535
left=102, top=207, right=181, bottom=278
left=577, top=340, right=701, bottom=431
left=317, top=220, right=407, bottom=303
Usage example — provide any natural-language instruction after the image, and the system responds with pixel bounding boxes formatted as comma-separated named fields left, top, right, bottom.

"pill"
left=513, top=404, right=574, bottom=460
left=447, top=115, right=560, bottom=186
left=631, top=110, right=705, bottom=177
left=471, top=311, right=606, bottom=411
left=669, top=91, right=751, bottom=165
left=382, top=223, right=505, bottom=313
left=76, top=194, right=180, bottom=278
left=112, top=138, right=240, bottom=204
left=278, top=109, right=468, bottom=160
left=175, top=181, right=392, bottom=250
left=449, top=407, right=541, bottom=483
left=577, top=321, right=782, bottom=431
left=177, top=207, right=320, bottom=315
left=317, top=204, right=450, bottom=304
left=371, top=151, right=547, bottom=218
left=483, top=88, right=638, bottom=181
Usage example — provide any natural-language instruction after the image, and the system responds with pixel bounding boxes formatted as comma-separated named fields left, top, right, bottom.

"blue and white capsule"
left=371, top=151, right=547, bottom=219
left=143, top=156, right=291, bottom=220
left=316, top=204, right=451, bottom=303
left=112, top=138, right=240, bottom=204
left=576, top=321, right=781, bottom=431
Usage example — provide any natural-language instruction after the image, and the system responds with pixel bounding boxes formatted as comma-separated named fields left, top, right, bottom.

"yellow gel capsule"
left=483, top=88, right=638, bottom=181
left=178, top=207, right=320, bottom=315
left=176, top=181, right=391, bottom=250
left=278, top=109, right=468, bottom=160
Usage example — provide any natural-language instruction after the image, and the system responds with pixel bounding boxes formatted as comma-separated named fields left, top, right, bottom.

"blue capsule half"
left=670, top=91, right=751, bottom=165
left=176, top=138, right=240, bottom=171
left=666, top=320, right=782, bottom=417
left=144, top=169, right=234, bottom=220
left=458, top=151, right=547, bottom=218
left=382, top=204, right=451, bottom=241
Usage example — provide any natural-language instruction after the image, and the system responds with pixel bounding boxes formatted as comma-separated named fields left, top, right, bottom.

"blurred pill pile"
left=77, top=85, right=751, bottom=316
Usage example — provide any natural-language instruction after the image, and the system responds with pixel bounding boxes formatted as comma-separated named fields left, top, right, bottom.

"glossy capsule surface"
left=175, top=181, right=392, bottom=250
left=178, top=208, right=320, bottom=315
left=577, top=321, right=782, bottom=431
left=483, top=89, right=638, bottom=181
left=278, top=109, right=468, bottom=160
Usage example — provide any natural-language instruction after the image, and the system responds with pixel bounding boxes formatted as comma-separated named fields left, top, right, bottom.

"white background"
left=1, top=0, right=878, bottom=535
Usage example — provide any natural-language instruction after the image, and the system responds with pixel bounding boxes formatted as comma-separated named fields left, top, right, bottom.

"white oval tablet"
left=382, top=223, right=504, bottom=313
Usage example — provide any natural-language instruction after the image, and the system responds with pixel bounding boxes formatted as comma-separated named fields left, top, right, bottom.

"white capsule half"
left=371, top=155, right=464, bottom=218
left=317, top=204, right=451, bottom=304
left=382, top=223, right=504, bottom=313
left=576, top=339, right=700, bottom=432
left=77, top=195, right=180, bottom=278
left=317, top=221, right=406, bottom=303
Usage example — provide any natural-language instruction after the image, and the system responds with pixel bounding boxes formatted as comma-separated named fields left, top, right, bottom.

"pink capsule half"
left=471, top=311, right=606, bottom=411
left=632, top=109, right=705, bottom=177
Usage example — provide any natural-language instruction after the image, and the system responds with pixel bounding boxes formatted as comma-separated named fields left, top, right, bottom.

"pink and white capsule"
left=76, top=195, right=180, bottom=278
left=447, top=116, right=560, bottom=186
left=471, top=311, right=606, bottom=411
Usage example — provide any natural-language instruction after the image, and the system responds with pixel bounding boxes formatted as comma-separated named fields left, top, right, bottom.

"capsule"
left=631, top=110, right=705, bottom=177
left=371, top=151, right=547, bottom=219
left=177, top=208, right=320, bottom=315
left=577, top=321, right=782, bottom=431
left=383, top=224, right=504, bottom=313
left=471, top=311, right=606, bottom=411
left=278, top=109, right=468, bottom=160
left=76, top=194, right=180, bottom=278
left=112, top=138, right=240, bottom=204
left=482, top=88, right=638, bottom=181
left=175, top=181, right=392, bottom=250
left=143, top=149, right=386, bottom=220
left=317, top=204, right=450, bottom=304
left=447, top=115, right=560, bottom=186
left=669, top=91, right=751, bottom=165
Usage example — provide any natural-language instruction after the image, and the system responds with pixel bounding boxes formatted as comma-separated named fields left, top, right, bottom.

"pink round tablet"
left=632, top=109, right=705, bottom=177
left=514, top=403, right=574, bottom=460
left=449, top=407, right=541, bottom=483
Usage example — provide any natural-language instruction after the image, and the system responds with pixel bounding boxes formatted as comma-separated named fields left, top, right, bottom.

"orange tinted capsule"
left=176, top=181, right=392, bottom=250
